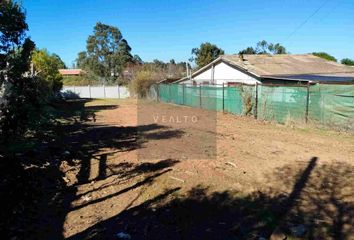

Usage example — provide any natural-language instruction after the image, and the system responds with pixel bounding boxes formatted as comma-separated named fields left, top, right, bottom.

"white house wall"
left=193, top=67, right=213, bottom=82
left=180, top=61, right=260, bottom=85
left=213, top=62, right=258, bottom=84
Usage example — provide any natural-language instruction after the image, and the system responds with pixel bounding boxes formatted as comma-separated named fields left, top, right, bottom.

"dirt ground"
left=50, top=98, right=353, bottom=240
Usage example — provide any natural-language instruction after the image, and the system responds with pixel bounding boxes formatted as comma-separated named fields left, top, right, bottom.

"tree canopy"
left=32, top=49, right=64, bottom=93
left=239, top=40, right=287, bottom=55
left=76, top=22, right=133, bottom=83
left=0, top=0, right=40, bottom=141
left=191, top=42, right=225, bottom=68
left=312, top=52, right=337, bottom=62
left=341, top=58, right=354, bottom=66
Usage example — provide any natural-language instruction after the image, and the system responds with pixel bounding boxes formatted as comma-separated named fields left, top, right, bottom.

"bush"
left=130, top=70, right=159, bottom=98
left=341, top=58, right=354, bottom=66
left=62, top=75, right=94, bottom=86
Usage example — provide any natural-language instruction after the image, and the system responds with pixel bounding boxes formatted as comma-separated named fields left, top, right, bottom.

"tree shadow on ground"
left=2, top=100, right=353, bottom=240
left=0, top=99, right=184, bottom=240
left=67, top=157, right=354, bottom=240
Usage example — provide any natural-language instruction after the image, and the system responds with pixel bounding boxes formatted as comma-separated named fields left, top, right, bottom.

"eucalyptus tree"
left=77, top=22, right=133, bottom=83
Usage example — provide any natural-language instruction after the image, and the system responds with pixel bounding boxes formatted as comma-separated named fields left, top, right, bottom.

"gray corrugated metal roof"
left=262, top=74, right=354, bottom=82
left=222, top=54, right=354, bottom=77
left=175, top=54, right=354, bottom=83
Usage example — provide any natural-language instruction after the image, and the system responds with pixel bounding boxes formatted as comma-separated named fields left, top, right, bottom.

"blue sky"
left=23, top=0, right=354, bottom=67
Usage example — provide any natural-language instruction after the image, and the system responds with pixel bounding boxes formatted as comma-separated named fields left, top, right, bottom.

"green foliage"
left=32, top=49, right=64, bottom=94
left=52, top=53, right=66, bottom=69
left=239, top=40, right=287, bottom=55
left=341, top=58, right=354, bottom=66
left=191, top=42, right=225, bottom=68
left=0, top=0, right=43, bottom=145
left=62, top=75, right=95, bottom=86
left=312, top=52, right=337, bottom=62
left=133, top=54, right=143, bottom=64
left=130, top=70, right=159, bottom=98
left=0, top=0, right=28, bottom=53
left=76, top=22, right=133, bottom=84
left=129, top=59, right=188, bottom=98
left=238, top=47, right=257, bottom=55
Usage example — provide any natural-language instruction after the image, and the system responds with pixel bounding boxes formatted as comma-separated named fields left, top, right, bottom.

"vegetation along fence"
left=61, top=85, right=130, bottom=99
left=149, top=83, right=354, bottom=130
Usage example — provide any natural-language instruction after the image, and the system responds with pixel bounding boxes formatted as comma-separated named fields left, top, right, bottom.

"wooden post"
left=222, top=83, right=225, bottom=112
left=89, top=85, right=91, bottom=99
left=199, top=84, right=202, bottom=108
left=305, top=81, right=310, bottom=123
left=117, top=85, right=120, bottom=99
left=103, top=84, right=106, bottom=98
left=254, top=82, right=258, bottom=119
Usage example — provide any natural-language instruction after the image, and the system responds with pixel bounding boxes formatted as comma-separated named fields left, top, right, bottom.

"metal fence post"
left=254, top=82, right=258, bottom=119
left=169, top=84, right=171, bottom=102
left=199, top=84, right=202, bottom=108
left=182, top=84, right=185, bottom=105
left=305, top=81, right=310, bottom=123
left=222, top=83, right=225, bottom=112
left=157, top=84, right=160, bottom=102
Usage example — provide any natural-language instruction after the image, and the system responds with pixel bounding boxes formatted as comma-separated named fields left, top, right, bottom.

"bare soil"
left=3, top=98, right=353, bottom=240
left=61, top=99, right=354, bottom=240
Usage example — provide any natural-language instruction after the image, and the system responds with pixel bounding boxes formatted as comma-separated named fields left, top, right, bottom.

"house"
left=59, top=69, right=84, bottom=76
left=175, top=54, right=354, bottom=85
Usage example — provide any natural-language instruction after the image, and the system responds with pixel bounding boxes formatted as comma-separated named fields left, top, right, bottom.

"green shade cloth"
left=155, top=83, right=354, bottom=129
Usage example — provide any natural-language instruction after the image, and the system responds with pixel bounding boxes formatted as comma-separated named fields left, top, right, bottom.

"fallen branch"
left=225, top=162, right=237, bottom=168
left=169, top=176, right=185, bottom=183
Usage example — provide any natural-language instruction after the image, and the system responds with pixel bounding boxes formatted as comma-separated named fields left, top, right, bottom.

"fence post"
left=89, top=85, right=91, bottom=99
left=305, top=81, right=310, bottom=123
left=103, top=84, right=106, bottom=98
left=254, top=82, right=258, bottom=119
left=222, top=83, right=225, bottom=112
left=157, top=84, right=160, bottom=102
left=117, top=85, right=120, bottom=99
left=199, top=84, right=202, bottom=108
left=182, top=84, right=185, bottom=105
left=169, top=84, right=171, bottom=102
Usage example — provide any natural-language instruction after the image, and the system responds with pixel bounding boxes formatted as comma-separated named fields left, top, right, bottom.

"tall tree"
left=77, top=22, right=133, bottom=83
left=239, top=40, right=287, bottom=55
left=52, top=53, right=66, bottom=69
left=133, top=54, right=143, bottom=65
left=312, top=52, right=337, bottom=62
left=191, top=42, right=225, bottom=68
left=0, top=0, right=40, bottom=142
left=238, top=47, right=257, bottom=55
left=341, top=58, right=354, bottom=66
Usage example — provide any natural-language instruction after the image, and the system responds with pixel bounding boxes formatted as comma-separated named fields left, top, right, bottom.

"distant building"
left=176, top=54, right=354, bottom=85
left=59, top=69, right=84, bottom=76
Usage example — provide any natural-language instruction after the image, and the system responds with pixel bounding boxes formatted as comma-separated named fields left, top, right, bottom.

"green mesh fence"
left=309, top=84, right=354, bottom=129
left=158, top=84, right=170, bottom=102
left=258, top=85, right=308, bottom=123
left=200, top=86, right=223, bottom=111
left=170, top=84, right=184, bottom=105
left=184, top=85, right=200, bottom=108
left=155, top=83, right=354, bottom=129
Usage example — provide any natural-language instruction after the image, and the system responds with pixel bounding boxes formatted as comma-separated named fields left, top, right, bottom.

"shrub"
left=240, top=86, right=254, bottom=116
left=130, top=70, right=159, bottom=98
